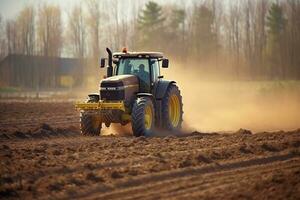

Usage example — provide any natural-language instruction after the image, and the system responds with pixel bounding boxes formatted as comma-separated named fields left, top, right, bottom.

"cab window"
left=117, top=58, right=150, bottom=92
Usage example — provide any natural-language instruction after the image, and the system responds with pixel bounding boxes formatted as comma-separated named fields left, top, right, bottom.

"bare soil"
left=0, top=102, right=300, bottom=199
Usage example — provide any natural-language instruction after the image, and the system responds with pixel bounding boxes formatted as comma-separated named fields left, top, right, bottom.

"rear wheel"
left=131, top=97, right=155, bottom=137
left=162, top=84, right=183, bottom=130
left=80, top=112, right=101, bottom=136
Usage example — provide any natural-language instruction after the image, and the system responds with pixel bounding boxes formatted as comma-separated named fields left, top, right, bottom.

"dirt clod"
left=197, top=154, right=212, bottom=163
left=111, top=171, right=123, bottom=179
left=236, top=129, right=252, bottom=135
left=86, top=172, right=104, bottom=182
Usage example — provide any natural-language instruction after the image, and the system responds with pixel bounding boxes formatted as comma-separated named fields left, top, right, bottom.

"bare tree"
left=0, top=15, right=7, bottom=59
left=226, top=1, right=242, bottom=77
left=119, top=9, right=129, bottom=49
left=102, top=0, right=130, bottom=51
left=211, top=0, right=223, bottom=70
left=86, top=0, right=102, bottom=58
left=67, top=5, right=87, bottom=58
left=6, top=20, right=19, bottom=55
left=37, top=4, right=63, bottom=57
left=16, top=6, right=35, bottom=55
left=110, top=0, right=121, bottom=50
left=242, top=0, right=255, bottom=78
left=254, top=0, right=268, bottom=77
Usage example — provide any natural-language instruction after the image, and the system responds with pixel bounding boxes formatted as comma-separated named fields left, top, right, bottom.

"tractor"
left=75, top=48, right=183, bottom=137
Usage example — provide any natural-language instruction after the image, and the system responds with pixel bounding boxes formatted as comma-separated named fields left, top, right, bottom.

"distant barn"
left=0, top=54, right=85, bottom=89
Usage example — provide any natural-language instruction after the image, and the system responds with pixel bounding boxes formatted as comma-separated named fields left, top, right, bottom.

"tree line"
left=0, top=0, right=299, bottom=80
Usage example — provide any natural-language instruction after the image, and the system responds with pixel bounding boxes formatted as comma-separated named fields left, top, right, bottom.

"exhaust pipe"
left=106, top=48, right=113, bottom=77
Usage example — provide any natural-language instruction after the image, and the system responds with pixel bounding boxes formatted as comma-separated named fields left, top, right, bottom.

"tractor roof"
left=113, top=52, right=164, bottom=59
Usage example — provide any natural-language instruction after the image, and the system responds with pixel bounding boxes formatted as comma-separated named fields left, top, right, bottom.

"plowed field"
left=0, top=102, right=299, bottom=199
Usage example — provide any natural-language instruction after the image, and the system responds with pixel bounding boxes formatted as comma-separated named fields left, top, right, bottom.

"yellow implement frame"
left=75, top=101, right=125, bottom=111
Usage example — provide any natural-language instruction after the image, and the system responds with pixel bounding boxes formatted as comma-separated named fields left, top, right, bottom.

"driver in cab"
left=137, top=64, right=150, bottom=92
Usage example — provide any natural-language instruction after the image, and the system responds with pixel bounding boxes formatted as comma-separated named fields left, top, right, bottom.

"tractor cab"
left=100, top=49, right=169, bottom=93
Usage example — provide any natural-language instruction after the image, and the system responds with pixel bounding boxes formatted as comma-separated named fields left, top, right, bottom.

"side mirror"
left=113, top=60, right=119, bottom=65
left=100, top=58, right=106, bottom=68
left=162, top=58, right=169, bottom=68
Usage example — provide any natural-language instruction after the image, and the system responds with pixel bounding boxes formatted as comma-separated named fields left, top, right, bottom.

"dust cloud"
left=81, top=61, right=300, bottom=134
left=102, top=123, right=133, bottom=136
left=162, top=61, right=300, bottom=133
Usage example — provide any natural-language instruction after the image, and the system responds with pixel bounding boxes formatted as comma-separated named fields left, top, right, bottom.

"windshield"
left=117, top=58, right=150, bottom=91
left=117, top=58, right=149, bottom=76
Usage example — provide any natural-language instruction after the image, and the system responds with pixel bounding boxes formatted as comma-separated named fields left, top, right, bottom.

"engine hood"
left=101, top=75, right=138, bottom=88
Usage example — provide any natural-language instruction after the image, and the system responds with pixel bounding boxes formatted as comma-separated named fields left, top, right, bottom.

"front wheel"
left=162, top=84, right=183, bottom=131
left=80, top=112, right=101, bottom=136
left=131, top=97, right=155, bottom=137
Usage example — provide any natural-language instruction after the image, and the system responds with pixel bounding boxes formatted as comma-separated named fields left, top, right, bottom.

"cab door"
left=150, top=58, right=162, bottom=96
left=150, top=59, right=160, bottom=84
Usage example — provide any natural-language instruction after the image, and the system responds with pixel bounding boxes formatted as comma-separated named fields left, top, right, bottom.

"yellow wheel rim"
left=144, top=104, right=153, bottom=130
left=168, top=94, right=180, bottom=127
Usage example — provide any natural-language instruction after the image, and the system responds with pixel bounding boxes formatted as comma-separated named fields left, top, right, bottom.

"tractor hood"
left=101, top=75, right=138, bottom=87
left=100, top=75, right=139, bottom=101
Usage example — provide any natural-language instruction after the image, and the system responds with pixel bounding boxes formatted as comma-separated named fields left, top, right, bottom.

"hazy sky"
left=0, top=0, right=82, bottom=19
left=0, top=0, right=194, bottom=20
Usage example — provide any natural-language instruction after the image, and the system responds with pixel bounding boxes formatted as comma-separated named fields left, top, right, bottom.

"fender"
left=154, top=80, right=176, bottom=100
left=153, top=80, right=176, bottom=127
left=136, top=93, right=153, bottom=99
